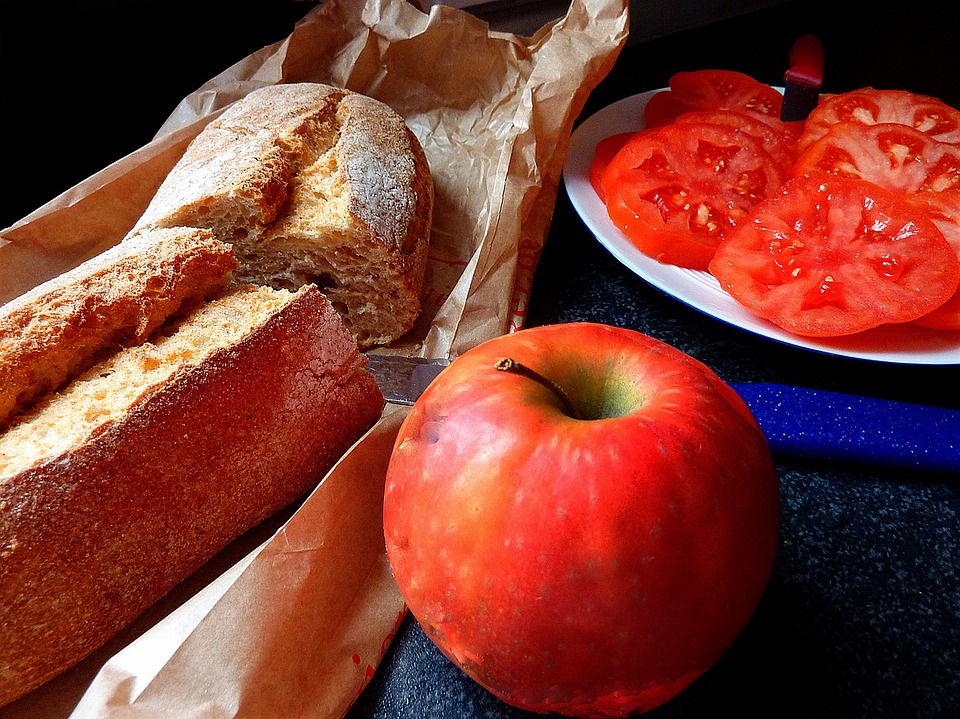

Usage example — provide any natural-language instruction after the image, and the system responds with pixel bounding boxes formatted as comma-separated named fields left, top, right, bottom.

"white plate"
left=563, top=90, right=960, bottom=365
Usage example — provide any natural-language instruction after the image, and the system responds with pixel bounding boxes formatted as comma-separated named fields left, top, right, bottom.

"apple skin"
left=383, top=323, right=780, bottom=716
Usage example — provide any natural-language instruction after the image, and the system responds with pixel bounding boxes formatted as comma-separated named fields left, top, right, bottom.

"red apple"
left=383, top=323, right=779, bottom=716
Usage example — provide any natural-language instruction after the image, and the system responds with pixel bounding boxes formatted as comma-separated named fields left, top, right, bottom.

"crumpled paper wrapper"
left=0, top=0, right=628, bottom=716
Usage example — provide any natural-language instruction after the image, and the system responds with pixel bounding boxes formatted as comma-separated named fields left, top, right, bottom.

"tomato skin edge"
left=913, top=291, right=960, bottom=330
left=590, top=132, right=638, bottom=202
left=906, top=189, right=960, bottom=330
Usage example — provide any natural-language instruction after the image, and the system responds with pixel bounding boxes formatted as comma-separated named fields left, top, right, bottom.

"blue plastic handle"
left=731, top=383, right=960, bottom=474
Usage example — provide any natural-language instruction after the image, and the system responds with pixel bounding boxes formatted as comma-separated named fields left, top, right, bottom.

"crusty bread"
left=133, top=83, right=434, bottom=349
left=0, top=231, right=384, bottom=707
left=0, top=227, right=236, bottom=428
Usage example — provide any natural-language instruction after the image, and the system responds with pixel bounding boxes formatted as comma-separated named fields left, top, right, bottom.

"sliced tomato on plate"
left=644, top=69, right=785, bottom=128
left=605, top=177, right=720, bottom=270
left=601, top=121, right=785, bottom=270
left=674, top=109, right=798, bottom=175
left=798, top=87, right=960, bottom=152
left=644, top=89, right=695, bottom=129
left=906, top=188, right=960, bottom=330
left=709, top=175, right=960, bottom=337
left=793, top=121, right=960, bottom=193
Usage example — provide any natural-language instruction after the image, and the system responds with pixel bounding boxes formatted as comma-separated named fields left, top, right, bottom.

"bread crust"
left=0, top=227, right=236, bottom=428
left=0, top=284, right=384, bottom=706
left=133, top=83, right=434, bottom=348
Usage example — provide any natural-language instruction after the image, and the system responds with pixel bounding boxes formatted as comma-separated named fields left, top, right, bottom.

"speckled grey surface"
left=348, top=2, right=960, bottom=715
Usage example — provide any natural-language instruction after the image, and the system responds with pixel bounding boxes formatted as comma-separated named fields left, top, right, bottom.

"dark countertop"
left=2, top=2, right=959, bottom=718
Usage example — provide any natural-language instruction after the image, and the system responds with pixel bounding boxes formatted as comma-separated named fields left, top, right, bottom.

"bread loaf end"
left=132, top=83, right=434, bottom=349
left=0, top=283, right=383, bottom=705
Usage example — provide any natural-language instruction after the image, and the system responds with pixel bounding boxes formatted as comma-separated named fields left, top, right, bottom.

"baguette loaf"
left=133, top=83, right=434, bottom=349
left=0, top=228, right=384, bottom=707
left=0, top=226, right=236, bottom=429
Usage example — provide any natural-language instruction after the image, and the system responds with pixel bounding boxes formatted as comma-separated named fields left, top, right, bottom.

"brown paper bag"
left=0, top=0, right=628, bottom=716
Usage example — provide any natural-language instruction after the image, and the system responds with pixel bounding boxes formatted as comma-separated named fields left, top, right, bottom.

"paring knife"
left=365, top=353, right=960, bottom=474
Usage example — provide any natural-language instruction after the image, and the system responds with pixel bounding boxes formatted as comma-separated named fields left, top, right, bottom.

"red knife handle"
left=785, top=34, right=825, bottom=88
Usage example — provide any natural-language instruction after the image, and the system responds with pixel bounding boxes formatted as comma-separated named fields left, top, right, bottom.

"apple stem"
left=494, top=357, right=583, bottom=420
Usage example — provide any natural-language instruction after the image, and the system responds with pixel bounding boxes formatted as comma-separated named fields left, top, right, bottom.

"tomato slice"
left=644, top=89, right=695, bottom=128
left=906, top=189, right=960, bottom=330
left=793, top=121, right=960, bottom=193
left=644, top=69, right=784, bottom=128
left=601, top=122, right=785, bottom=270
left=709, top=175, right=960, bottom=336
left=605, top=180, right=720, bottom=270
left=798, top=87, right=960, bottom=152
left=590, top=132, right=637, bottom=202
left=674, top=109, right=797, bottom=175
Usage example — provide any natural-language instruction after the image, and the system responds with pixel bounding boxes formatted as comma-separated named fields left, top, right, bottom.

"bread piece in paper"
left=133, top=83, right=434, bottom=349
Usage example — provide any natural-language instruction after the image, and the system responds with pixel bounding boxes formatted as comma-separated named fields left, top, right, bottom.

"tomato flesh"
left=675, top=109, right=798, bottom=175
left=793, top=121, right=960, bottom=193
left=644, top=89, right=694, bottom=128
left=799, top=87, right=960, bottom=152
left=589, top=132, right=637, bottom=201
left=646, top=69, right=785, bottom=128
left=602, top=123, right=784, bottom=270
left=709, top=175, right=960, bottom=336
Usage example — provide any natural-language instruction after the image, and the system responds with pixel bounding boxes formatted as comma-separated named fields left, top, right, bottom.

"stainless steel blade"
left=364, top=354, right=450, bottom=405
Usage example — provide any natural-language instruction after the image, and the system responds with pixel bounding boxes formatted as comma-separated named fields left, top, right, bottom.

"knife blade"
left=365, top=354, right=451, bottom=405
left=365, top=354, right=959, bottom=474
